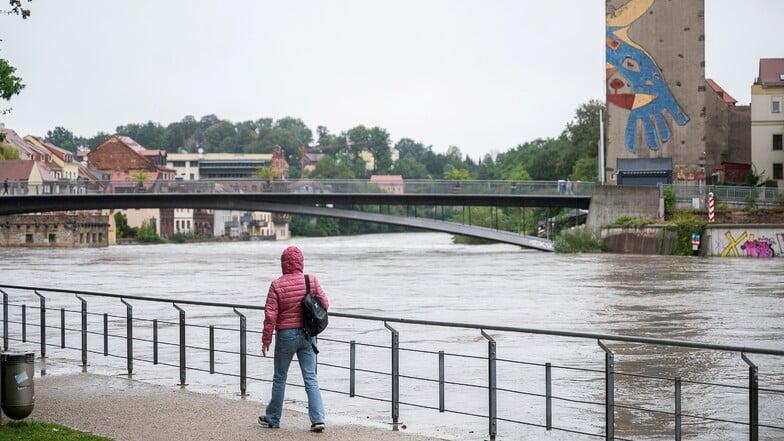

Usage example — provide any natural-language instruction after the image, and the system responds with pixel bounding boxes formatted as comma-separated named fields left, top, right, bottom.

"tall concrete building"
left=605, top=0, right=748, bottom=186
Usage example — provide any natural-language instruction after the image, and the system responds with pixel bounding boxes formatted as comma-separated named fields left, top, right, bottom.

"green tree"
left=443, top=167, right=471, bottom=180
left=393, top=154, right=430, bottom=179
left=254, top=166, right=278, bottom=180
left=0, top=0, right=30, bottom=120
left=0, top=141, right=20, bottom=159
left=310, top=155, right=356, bottom=179
left=136, top=219, right=163, bottom=243
left=274, top=117, right=313, bottom=148
left=115, top=121, right=167, bottom=149
left=46, top=127, right=76, bottom=152
left=113, top=212, right=136, bottom=238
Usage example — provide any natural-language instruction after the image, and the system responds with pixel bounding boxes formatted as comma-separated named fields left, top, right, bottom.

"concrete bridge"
left=0, top=179, right=594, bottom=251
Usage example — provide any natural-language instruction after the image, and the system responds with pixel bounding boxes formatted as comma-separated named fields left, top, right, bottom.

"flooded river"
left=1, top=232, right=782, bottom=440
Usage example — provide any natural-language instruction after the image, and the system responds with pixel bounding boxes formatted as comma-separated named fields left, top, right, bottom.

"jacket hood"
left=281, top=246, right=304, bottom=274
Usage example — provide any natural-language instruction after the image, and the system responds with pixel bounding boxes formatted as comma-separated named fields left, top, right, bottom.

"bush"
left=665, top=211, right=707, bottom=256
left=663, top=186, right=675, bottom=216
left=554, top=227, right=607, bottom=253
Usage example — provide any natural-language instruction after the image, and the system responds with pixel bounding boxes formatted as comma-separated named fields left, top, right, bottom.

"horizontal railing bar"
left=10, top=283, right=781, bottom=356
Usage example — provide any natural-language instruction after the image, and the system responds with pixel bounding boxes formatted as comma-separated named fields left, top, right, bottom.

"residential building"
left=167, top=151, right=272, bottom=180
left=168, top=151, right=290, bottom=241
left=751, top=58, right=784, bottom=188
left=370, top=175, right=405, bottom=194
left=0, top=160, right=57, bottom=195
left=89, top=135, right=177, bottom=237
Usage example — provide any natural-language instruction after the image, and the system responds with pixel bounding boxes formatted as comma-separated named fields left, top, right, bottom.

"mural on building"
left=717, top=230, right=781, bottom=258
left=606, top=0, right=690, bottom=153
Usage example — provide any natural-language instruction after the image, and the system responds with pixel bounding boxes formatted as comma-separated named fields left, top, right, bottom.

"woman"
left=259, top=246, right=329, bottom=432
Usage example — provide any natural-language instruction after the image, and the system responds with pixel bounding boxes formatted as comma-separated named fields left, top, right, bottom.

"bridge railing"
left=13, top=178, right=596, bottom=197
left=2, top=284, right=783, bottom=440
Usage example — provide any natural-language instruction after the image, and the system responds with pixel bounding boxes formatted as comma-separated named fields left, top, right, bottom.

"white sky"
left=1, top=0, right=781, bottom=159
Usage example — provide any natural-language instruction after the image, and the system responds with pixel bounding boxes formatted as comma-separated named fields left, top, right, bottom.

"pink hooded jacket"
left=262, top=246, right=329, bottom=346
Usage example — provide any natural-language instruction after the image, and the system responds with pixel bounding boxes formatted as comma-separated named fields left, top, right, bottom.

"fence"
left=662, top=184, right=783, bottom=208
left=2, top=284, right=783, bottom=440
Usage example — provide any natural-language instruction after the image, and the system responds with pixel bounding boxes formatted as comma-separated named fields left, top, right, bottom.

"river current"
left=1, top=232, right=782, bottom=440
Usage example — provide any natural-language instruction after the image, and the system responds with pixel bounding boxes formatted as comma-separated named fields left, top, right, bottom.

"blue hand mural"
left=606, top=0, right=690, bottom=154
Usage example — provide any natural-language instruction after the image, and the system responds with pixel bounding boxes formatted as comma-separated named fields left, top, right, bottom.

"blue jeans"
left=265, top=328, right=325, bottom=426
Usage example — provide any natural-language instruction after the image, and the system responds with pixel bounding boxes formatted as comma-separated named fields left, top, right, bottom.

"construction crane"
left=298, top=142, right=364, bottom=177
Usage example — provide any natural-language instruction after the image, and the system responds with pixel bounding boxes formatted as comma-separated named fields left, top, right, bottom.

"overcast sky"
left=1, top=1, right=781, bottom=159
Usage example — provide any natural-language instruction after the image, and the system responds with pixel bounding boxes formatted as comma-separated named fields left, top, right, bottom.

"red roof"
left=705, top=78, right=737, bottom=104
left=0, top=160, right=35, bottom=180
left=758, top=58, right=784, bottom=87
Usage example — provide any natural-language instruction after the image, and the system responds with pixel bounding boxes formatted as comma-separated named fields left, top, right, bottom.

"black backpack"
left=301, top=274, right=328, bottom=351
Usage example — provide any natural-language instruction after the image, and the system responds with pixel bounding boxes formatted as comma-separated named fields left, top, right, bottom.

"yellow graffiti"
left=721, top=231, right=747, bottom=257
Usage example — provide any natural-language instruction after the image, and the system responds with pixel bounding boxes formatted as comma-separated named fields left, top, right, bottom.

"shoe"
left=258, top=415, right=279, bottom=429
left=310, top=422, right=325, bottom=432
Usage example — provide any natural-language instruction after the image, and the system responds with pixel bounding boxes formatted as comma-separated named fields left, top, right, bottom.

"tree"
left=310, top=155, right=355, bottom=179
left=393, top=154, right=430, bottom=179
left=46, top=127, right=76, bottom=152
left=113, top=212, right=136, bottom=238
left=0, top=141, right=20, bottom=160
left=0, top=0, right=31, bottom=120
left=564, top=99, right=605, bottom=158
left=116, top=121, right=166, bottom=149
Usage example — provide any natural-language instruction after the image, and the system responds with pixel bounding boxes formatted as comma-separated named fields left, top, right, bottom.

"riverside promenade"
left=25, top=373, right=446, bottom=441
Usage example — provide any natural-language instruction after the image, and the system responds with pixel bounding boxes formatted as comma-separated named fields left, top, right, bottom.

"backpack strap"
left=303, top=274, right=319, bottom=354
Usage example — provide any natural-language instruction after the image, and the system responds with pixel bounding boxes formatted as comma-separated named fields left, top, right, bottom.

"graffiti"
left=606, top=0, right=690, bottom=153
left=718, top=230, right=781, bottom=258
left=720, top=231, right=747, bottom=257
left=741, top=234, right=775, bottom=258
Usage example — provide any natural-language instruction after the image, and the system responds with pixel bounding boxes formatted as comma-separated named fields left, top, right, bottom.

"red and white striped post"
left=708, top=192, right=715, bottom=223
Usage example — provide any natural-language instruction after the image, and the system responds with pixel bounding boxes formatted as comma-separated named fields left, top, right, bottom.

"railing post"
left=384, top=322, right=399, bottom=430
left=546, top=362, right=552, bottom=430
left=481, top=329, right=497, bottom=441
left=598, top=340, right=614, bottom=441
left=103, top=313, right=108, bottom=356
left=35, top=291, right=46, bottom=358
left=76, top=294, right=87, bottom=367
left=173, top=303, right=187, bottom=386
left=439, top=350, right=445, bottom=413
left=21, top=304, right=26, bottom=342
left=2, top=290, right=7, bottom=351
left=675, top=376, right=682, bottom=441
left=209, top=325, right=215, bottom=374
left=349, top=340, right=356, bottom=397
left=741, top=353, right=759, bottom=441
left=233, top=308, right=247, bottom=396
left=60, top=307, right=65, bottom=348
left=121, top=299, right=133, bottom=376
left=152, top=319, right=158, bottom=365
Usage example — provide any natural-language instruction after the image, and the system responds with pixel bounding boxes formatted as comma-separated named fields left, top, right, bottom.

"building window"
left=48, top=233, right=56, bottom=243
left=774, top=134, right=783, bottom=151
left=774, top=163, right=783, bottom=180
left=25, top=234, right=33, bottom=243
left=774, top=99, right=782, bottom=114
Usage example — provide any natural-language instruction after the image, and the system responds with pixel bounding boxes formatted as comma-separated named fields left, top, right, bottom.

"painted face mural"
left=606, top=0, right=690, bottom=154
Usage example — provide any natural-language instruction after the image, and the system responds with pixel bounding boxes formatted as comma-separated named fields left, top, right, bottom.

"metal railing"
left=2, top=284, right=783, bottom=440
left=1, top=178, right=596, bottom=197
left=661, top=183, right=783, bottom=208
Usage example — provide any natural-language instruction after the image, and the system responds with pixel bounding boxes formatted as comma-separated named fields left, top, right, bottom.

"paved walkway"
left=22, top=372, right=446, bottom=441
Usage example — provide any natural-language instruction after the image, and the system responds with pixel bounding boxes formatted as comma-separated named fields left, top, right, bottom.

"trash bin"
left=1, top=352, right=35, bottom=420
